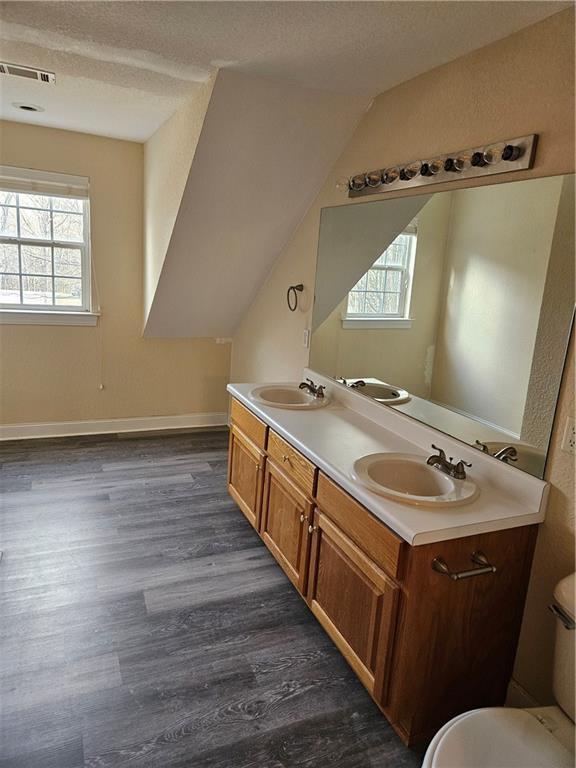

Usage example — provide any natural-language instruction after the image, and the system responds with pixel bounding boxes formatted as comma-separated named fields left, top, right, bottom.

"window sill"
left=342, top=317, right=413, bottom=330
left=0, top=310, right=100, bottom=326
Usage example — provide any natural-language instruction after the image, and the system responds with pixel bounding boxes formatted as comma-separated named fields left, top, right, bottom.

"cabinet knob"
left=282, top=455, right=290, bottom=464
left=308, top=524, right=317, bottom=534
left=299, top=514, right=308, bottom=524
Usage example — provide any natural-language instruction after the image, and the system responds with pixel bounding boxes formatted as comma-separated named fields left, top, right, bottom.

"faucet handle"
left=431, top=444, right=447, bottom=461
left=475, top=440, right=489, bottom=453
left=453, top=458, right=472, bottom=480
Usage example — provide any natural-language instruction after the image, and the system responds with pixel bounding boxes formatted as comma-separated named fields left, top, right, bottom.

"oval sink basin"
left=249, top=384, right=330, bottom=410
left=351, top=453, right=478, bottom=507
left=352, top=381, right=411, bottom=405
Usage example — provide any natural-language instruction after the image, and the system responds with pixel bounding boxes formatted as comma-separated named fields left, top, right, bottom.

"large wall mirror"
left=310, top=175, right=574, bottom=478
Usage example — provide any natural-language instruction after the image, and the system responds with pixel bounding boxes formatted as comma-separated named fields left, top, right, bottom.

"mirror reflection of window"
left=346, top=224, right=417, bottom=321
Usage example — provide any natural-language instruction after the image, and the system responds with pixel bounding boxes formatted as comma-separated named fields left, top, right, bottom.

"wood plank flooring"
left=0, top=430, right=422, bottom=768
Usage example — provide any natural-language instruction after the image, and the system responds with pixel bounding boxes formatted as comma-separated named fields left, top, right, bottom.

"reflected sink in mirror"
left=250, top=384, right=330, bottom=410
left=347, top=378, right=410, bottom=405
left=351, top=453, right=478, bottom=507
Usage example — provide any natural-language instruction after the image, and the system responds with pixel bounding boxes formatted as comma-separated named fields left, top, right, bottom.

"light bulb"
left=483, top=142, right=506, bottom=165
left=400, top=161, right=422, bottom=180
left=383, top=167, right=400, bottom=184
left=366, top=169, right=383, bottom=187
left=454, top=153, right=472, bottom=171
left=444, top=158, right=460, bottom=173
left=502, top=144, right=523, bottom=161
left=350, top=174, right=366, bottom=191
left=471, top=151, right=487, bottom=167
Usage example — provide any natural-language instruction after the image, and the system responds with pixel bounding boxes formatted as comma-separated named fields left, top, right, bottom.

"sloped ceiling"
left=0, top=2, right=569, bottom=140
left=144, top=70, right=369, bottom=338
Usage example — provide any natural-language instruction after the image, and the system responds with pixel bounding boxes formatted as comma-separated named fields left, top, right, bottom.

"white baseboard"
left=0, top=412, right=228, bottom=441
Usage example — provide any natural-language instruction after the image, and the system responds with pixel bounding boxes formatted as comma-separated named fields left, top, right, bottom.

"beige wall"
left=143, top=80, right=214, bottom=320
left=0, top=121, right=230, bottom=424
left=431, top=177, right=563, bottom=435
left=232, top=9, right=575, bottom=704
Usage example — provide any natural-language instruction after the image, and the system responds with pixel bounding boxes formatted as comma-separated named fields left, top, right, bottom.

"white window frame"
left=0, top=166, right=98, bottom=325
left=344, top=225, right=417, bottom=328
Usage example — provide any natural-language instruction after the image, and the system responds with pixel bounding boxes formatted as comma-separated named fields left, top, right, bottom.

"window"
left=345, top=225, right=417, bottom=327
left=0, top=166, right=94, bottom=322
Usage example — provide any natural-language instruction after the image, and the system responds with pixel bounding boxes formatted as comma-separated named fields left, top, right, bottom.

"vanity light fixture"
left=347, top=134, right=537, bottom=198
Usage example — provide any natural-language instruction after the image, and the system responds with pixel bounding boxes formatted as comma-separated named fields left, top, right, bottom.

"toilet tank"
left=552, top=573, right=575, bottom=722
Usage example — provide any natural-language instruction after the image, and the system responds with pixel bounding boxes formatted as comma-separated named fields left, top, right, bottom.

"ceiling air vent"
left=0, top=62, right=55, bottom=84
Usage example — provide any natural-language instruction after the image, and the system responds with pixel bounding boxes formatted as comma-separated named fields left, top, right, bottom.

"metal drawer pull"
left=549, top=603, right=575, bottom=630
left=432, top=551, right=496, bottom=580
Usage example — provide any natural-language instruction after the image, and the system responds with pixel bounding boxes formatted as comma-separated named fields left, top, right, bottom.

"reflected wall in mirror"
left=310, top=175, right=575, bottom=478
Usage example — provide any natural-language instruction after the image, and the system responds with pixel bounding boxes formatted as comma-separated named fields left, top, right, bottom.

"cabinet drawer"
left=230, top=398, right=268, bottom=449
left=316, top=473, right=404, bottom=579
left=268, top=430, right=317, bottom=497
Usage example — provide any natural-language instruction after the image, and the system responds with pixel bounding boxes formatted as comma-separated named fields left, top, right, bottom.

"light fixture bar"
left=347, top=134, right=537, bottom=198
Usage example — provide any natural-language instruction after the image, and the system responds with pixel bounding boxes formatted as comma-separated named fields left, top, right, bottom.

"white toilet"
left=422, top=573, right=575, bottom=768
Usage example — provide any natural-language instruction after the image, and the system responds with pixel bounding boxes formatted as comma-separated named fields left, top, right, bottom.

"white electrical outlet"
left=561, top=417, right=575, bottom=455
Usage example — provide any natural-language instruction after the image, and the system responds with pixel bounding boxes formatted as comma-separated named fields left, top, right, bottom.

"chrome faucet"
left=493, top=445, right=518, bottom=463
left=474, top=440, right=490, bottom=453
left=298, top=378, right=326, bottom=399
left=426, top=444, right=471, bottom=480
left=349, top=379, right=366, bottom=389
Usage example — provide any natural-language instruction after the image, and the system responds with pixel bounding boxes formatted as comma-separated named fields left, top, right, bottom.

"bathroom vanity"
left=226, top=383, right=546, bottom=746
left=225, top=169, right=573, bottom=745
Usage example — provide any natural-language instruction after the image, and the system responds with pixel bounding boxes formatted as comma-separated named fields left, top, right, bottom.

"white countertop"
left=227, top=381, right=547, bottom=546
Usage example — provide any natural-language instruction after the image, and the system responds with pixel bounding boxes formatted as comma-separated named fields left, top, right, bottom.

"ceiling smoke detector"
left=0, top=62, right=55, bottom=84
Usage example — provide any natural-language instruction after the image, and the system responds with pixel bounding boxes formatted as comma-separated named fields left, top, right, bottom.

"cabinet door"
left=261, top=461, right=313, bottom=594
left=227, top=425, right=265, bottom=530
left=307, top=510, right=399, bottom=701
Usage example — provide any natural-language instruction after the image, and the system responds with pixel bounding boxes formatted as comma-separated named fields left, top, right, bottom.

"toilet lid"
left=427, top=708, right=574, bottom=768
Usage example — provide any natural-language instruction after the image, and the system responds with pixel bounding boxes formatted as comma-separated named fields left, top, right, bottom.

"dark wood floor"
left=0, top=430, right=421, bottom=768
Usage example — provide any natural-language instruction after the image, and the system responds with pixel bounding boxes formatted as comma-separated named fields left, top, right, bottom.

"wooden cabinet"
left=307, top=510, right=399, bottom=701
left=227, top=425, right=265, bottom=530
left=226, top=398, right=538, bottom=746
left=384, top=525, right=538, bottom=744
left=260, top=461, right=313, bottom=594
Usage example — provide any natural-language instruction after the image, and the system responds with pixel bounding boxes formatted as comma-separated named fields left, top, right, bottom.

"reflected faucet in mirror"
left=493, top=445, right=518, bottom=463
left=475, top=440, right=518, bottom=463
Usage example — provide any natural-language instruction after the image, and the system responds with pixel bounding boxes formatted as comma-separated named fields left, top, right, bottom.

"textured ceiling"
left=0, top=1, right=569, bottom=140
